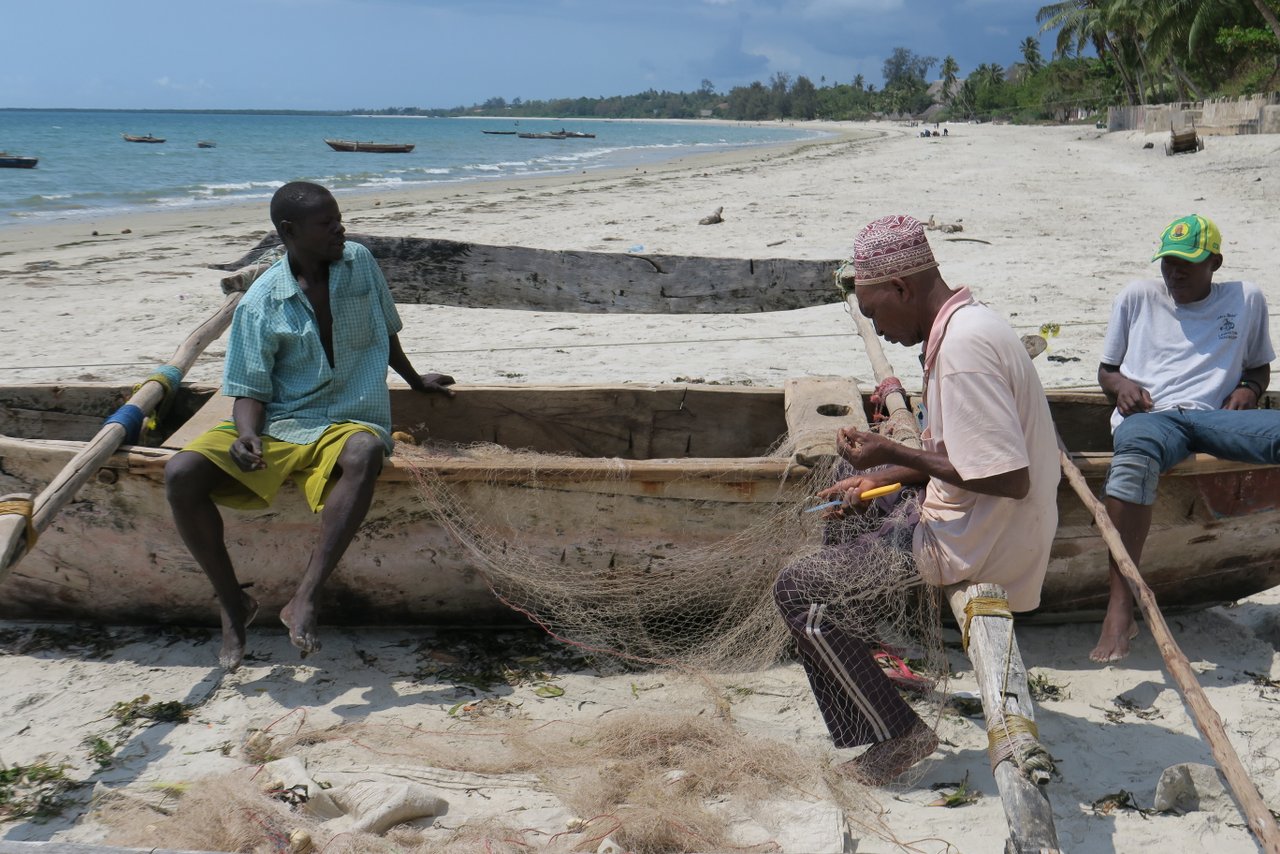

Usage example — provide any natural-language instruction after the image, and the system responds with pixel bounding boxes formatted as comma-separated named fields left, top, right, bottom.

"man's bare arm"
left=836, top=427, right=1030, bottom=499
left=1098, top=363, right=1152, bottom=415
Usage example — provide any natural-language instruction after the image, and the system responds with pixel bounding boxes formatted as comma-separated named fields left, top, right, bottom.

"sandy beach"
left=1, top=121, right=1278, bottom=852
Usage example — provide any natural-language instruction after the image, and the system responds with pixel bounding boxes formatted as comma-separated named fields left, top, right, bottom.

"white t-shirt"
left=913, top=299, right=1061, bottom=612
left=1100, top=279, right=1275, bottom=431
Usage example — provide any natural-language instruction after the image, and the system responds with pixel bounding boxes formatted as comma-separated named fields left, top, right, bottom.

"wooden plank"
left=783, top=375, right=869, bottom=466
left=215, top=234, right=843, bottom=314
left=947, top=584, right=1061, bottom=854
left=160, top=392, right=234, bottom=449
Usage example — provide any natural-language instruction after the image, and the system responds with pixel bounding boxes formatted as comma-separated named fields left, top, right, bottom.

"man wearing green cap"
left=1091, top=214, right=1280, bottom=662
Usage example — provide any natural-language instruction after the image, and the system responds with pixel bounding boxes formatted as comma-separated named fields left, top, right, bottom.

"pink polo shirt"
left=913, top=289, right=1060, bottom=611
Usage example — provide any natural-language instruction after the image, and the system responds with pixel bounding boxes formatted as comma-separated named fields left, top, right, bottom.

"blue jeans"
left=1105, top=408, right=1280, bottom=505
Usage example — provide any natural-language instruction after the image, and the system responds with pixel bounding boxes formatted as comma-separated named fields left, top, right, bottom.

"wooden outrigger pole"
left=840, top=293, right=1062, bottom=853
left=0, top=257, right=277, bottom=582
left=1057, top=450, right=1280, bottom=853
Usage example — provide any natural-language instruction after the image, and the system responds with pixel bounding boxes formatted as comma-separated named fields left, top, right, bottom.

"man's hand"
left=412, top=372, right=456, bottom=397
left=1223, top=386, right=1259, bottom=411
left=816, top=474, right=884, bottom=518
left=1114, top=378, right=1154, bottom=416
left=230, top=434, right=266, bottom=472
left=835, top=427, right=899, bottom=470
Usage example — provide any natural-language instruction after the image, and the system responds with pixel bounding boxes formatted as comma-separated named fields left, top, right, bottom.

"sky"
left=3, top=0, right=1055, bottom=111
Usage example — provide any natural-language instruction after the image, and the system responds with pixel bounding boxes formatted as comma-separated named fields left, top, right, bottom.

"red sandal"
left=873, top=647, right=931, bottom=694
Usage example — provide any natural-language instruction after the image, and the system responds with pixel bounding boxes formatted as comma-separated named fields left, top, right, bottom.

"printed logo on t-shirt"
left=1217, top=313, right=1238, bottom=340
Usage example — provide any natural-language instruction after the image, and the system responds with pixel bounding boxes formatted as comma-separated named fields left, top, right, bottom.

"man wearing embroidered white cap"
left=774, top=214, right=1059, bottom=784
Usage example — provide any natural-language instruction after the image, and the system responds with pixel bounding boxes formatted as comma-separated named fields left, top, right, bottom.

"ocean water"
left=0, top=110, right=825, bottom=225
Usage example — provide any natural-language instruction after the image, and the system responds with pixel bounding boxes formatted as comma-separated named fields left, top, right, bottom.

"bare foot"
left=1089, top=618, right=1139, bottom=663
left=218, top=591, right=259, bottom=672
left=836, top=719, right=938, bottom=786
left=279, top=597, right=321, bottom=657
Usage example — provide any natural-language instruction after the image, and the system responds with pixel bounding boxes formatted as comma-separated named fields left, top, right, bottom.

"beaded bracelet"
left=1239, top=379, right=1264, bottom=398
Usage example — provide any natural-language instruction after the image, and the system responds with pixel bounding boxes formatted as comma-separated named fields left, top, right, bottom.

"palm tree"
left=1020, top=37, right=1044, bottom=72
left=940, top=55, right=960, bottom=101
left=1037, top=0, right=1140, bottom=104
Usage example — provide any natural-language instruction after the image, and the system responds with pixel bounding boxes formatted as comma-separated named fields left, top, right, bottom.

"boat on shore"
left=211, top=233, right=844, bottom=314
left=0, top=152, right=38, bottom=168
left=324, top=138, right=415, bottom=153
left=121, top=133, right=165, bottom=144
left=1, top=379, right=1276, bottom=627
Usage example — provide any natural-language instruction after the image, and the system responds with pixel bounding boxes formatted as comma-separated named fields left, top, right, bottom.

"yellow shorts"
left=182, top=422, right=378, bottom=512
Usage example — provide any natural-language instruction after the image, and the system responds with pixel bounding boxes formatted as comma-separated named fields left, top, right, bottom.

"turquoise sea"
left=0, top=111, right=825, bottom=225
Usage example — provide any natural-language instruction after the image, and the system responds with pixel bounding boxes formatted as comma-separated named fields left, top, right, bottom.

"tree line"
left=354, top=1, right=1279, bottom=124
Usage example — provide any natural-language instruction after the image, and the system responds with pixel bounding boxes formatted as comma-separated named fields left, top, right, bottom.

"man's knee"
left=1103, top=452, right=1160, bottom=506
left=165, top=451, right=217, bottom=504
left=337, top=431, right=384, bottom=480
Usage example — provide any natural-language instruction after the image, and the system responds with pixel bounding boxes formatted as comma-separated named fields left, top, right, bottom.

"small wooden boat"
left=0, top=152, right=38, bottom=168
left=559, top=130, right=596, bottom=138
left=121, top=133, right=165, bottom=144
left=1, top=379, right=1277, bottom=626
left=324, top=138, right=414, bottom=153
left=518, top=132, right=567, bottom=139
left=482, top=130, right=518, bottom=135
left=212, top=233, right=844, bottom=314
left=196, top=140, right=217, bottom=149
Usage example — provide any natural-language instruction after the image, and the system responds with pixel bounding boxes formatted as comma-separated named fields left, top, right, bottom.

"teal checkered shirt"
left=223, top=242, right=404, bottom=451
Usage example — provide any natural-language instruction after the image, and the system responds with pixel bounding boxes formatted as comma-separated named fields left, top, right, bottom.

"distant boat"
left=324, top=138, right=415, bottom=153
left=482, top=130, right=518, bottom=135
left=0, top=152, right=38, bottom=169
left=122, top=133, right=165, bottom=144
left=518, top=129, right=596, bottom=140
left=196, top=140, right=217, bottom=149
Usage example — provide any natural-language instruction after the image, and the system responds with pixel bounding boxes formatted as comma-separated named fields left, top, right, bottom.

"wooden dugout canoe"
left=211, top=233, right=845, bottom=314
left=1, top=381, right=1277, bottom=627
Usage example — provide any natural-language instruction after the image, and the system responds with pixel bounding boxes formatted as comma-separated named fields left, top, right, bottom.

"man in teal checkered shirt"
left=166, top=181, right=455, bottom=671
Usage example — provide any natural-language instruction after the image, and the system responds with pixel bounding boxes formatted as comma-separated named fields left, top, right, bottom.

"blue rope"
left=104, top=404, right=146, bottom=445
left=146, top=364, right=184, bottom=392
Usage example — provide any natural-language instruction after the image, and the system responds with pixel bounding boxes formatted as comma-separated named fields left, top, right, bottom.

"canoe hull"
left=2, top=384, right=1278, bottom=626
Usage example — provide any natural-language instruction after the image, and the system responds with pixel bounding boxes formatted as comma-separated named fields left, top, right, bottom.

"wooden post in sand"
left=1057, top=444, right=1280, bottom=854
left=0, top=284, right=249, bottom=582
left=841, top=293, right=1061, bottom=853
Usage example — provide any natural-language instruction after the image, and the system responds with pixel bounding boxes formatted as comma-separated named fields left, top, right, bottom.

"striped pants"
left=774, top=490, right=923, bottom=748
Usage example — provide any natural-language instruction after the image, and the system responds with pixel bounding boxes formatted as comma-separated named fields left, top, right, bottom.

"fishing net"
left=99, top=420, right=954, bottom=852
left=395, top=439, right=944, bottom=685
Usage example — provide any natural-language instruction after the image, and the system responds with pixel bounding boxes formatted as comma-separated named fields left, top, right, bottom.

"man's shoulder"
left=239, top=258, right=291, bottom=308
left=343, top=241, right=377, bottom=266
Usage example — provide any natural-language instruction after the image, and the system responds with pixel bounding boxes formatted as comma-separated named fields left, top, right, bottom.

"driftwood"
left=213, top=233, right=842, bottom=314
left=0, top=843, right=224, bottom=854
left=843, top=294, right=1061, bottom=852
left=1057, top=445, right=1280, bottom=853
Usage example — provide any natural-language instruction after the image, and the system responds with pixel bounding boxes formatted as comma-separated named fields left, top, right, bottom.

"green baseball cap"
left=1152, top=214, right=1222, bottom=263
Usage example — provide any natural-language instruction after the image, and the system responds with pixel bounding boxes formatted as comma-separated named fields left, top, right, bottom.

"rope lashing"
left=833, top=260, right=855, bottom=297
left=869, top=376, right=905, bottom=423
left=0, top=498, right=38, bottom=552
left=987, top=713, right=1055, bottom=783
left=961, top=595, right=1013, bottom=652
left=103, top=404, right=146, bottom=445
left=134, top=364, right=185, bottom=433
